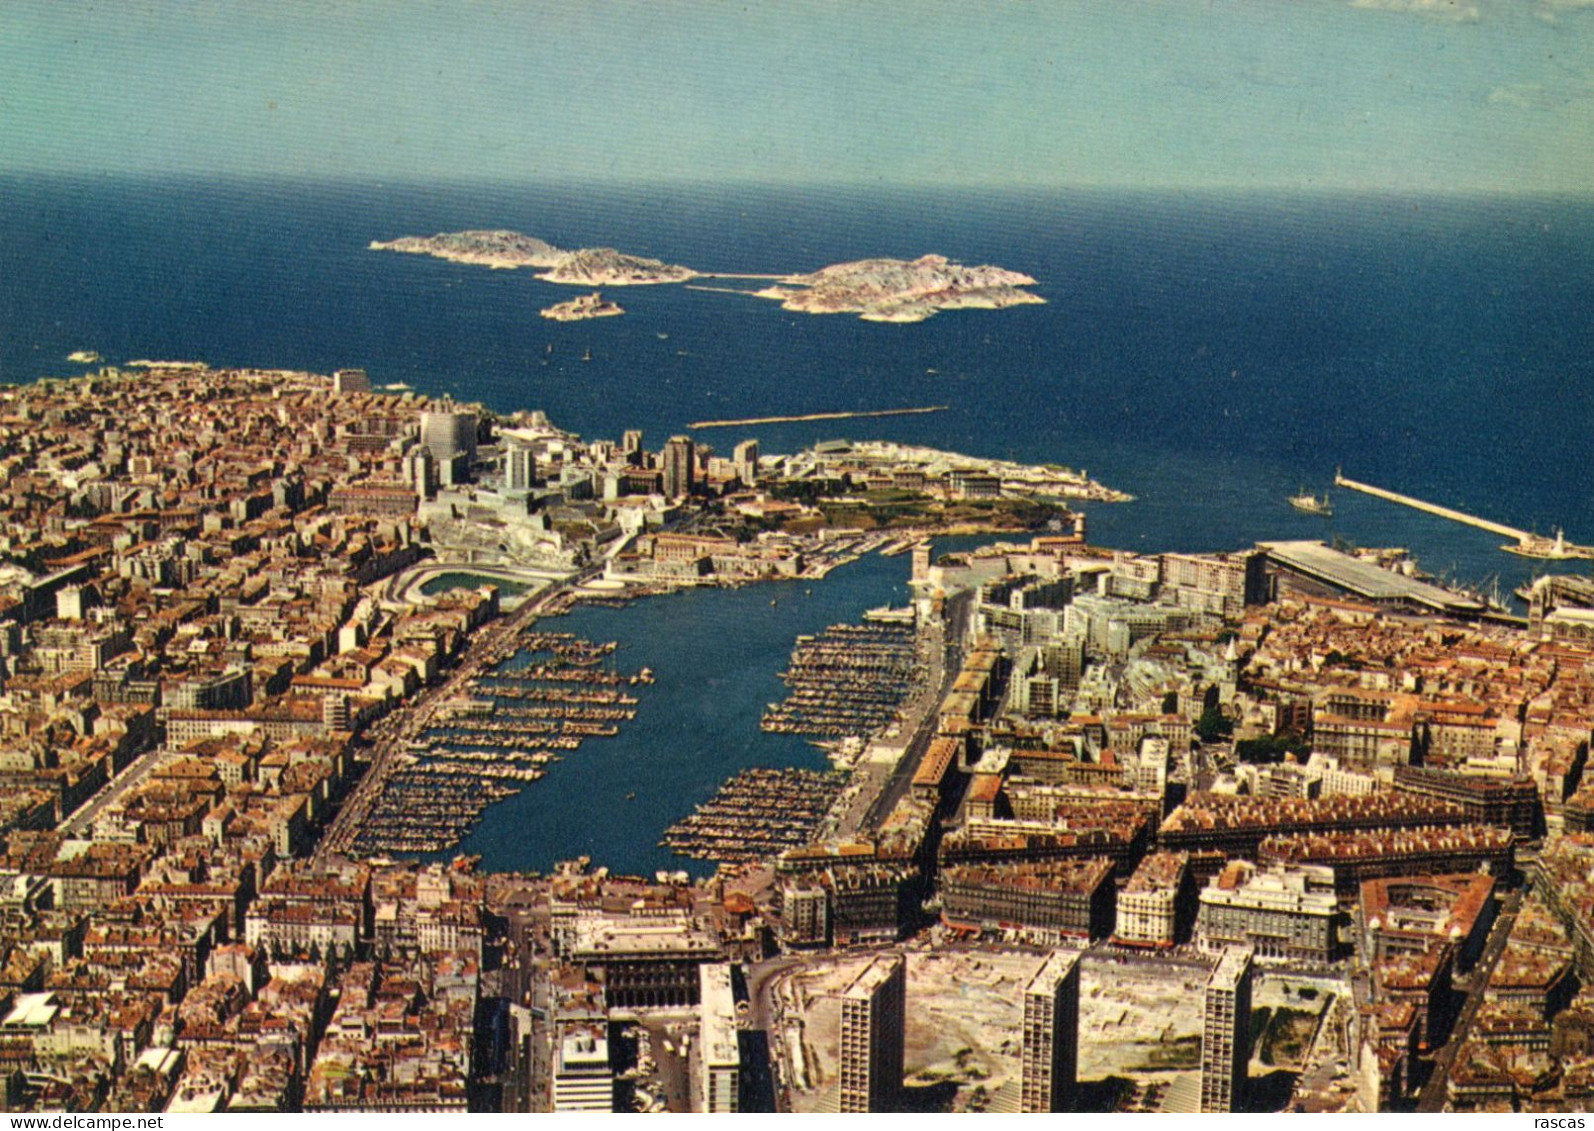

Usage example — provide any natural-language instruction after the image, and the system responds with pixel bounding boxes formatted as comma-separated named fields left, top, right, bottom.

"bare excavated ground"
left=781, top=949, right=1214, bottom=1113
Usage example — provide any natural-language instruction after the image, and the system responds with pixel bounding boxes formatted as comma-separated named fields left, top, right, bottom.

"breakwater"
left=687, top=405, right=948, bottom=429
left=1334, top=472, right=1594, bottom=560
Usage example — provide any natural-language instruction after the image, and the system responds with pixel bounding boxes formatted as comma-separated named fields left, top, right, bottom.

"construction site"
left=766, top=949, right=1337, bottom=1113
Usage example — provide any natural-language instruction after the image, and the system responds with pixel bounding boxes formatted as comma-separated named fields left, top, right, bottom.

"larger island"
left=754, top=253, right=1045, bottom=322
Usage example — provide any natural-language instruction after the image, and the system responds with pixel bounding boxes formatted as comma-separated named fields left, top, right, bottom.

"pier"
left=1334, top=471, right=1593, bottom=560
left=687, top=405, right=948, bottom=429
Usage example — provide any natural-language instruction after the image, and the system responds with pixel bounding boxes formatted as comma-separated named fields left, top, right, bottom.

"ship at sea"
left=1289, top=490, right=1334, bottom=516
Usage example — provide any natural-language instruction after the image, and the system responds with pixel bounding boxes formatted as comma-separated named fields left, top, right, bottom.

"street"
left=60, top=745, right=166, bottom=837
left=862, top=588, right=973, bottom=832
left=1415, top=885, right=1525, bottom=1112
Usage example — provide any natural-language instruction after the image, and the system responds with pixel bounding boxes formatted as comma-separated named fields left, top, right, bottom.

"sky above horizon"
left=3, top=1, right=1593, bottom=193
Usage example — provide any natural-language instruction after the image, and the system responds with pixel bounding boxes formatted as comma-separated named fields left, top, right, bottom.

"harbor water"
left=455, top=551, right=914, bottom=876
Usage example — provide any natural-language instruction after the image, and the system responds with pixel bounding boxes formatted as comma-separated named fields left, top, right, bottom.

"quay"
left=345, top=628, right=645, bottom=858
left=318, top=563, right=613, bottom=860
left=687, top=406, right=948, bottom=429
left=1334, top=471, right=1593, bottom=559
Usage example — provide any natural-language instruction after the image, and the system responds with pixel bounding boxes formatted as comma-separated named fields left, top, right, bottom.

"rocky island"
left=369, top=229, right=565, bottom=269
left=540, top=291, right=625, bottom=321
left=535, top=246, right=696, bottom=286
left=755, top=253, right=1044, bottom=322
left=371, top=229, right=696, bottom=284
left=374, top=232, right=1039, bottom=318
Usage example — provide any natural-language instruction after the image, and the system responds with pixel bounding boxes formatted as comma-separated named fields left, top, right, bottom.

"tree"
left=1161, top=691, right=1180, bottom=715
left=1236, top=731, right=1310, bottom=764
left=1196, top=703, right=1232, bottom=744
left=1409, top=722, right=1431, bottom=766
left=1196, top=684, right=1232, bottom=743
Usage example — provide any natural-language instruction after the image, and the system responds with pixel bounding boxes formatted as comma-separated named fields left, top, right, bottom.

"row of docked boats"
left=761, top=620, right=920, bottom=738
left=797, top=529, right=909, bottom=580
left=350, top=632, right=644, bottom=857
left=661, top=767, right=849, bottom=863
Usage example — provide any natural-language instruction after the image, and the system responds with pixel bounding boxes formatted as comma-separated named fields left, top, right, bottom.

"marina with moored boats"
left=761, top=620, right=920, bottom=738
left=661, top=767, right=849, bottom=864
left=349, top=631, right=649, bottom=857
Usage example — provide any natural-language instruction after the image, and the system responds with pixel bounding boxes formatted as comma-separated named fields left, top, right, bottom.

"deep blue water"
left=3, top=176, right=1592, bottom=873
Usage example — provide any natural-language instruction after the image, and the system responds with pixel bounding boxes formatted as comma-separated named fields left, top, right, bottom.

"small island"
left=66, top=350, right=102, bottom=364
left=371, top=229, right=696, bottom=285
left=540, top=291, right=624, bottom=321
left=756, top=253, right=1044, bottom=322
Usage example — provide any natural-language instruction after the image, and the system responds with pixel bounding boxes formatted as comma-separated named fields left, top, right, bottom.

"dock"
left=762, top=619, right=919, bottom=738
left=661, top=767, right=848, bottom=864
left=1334, top=472, right=1593, bottom=560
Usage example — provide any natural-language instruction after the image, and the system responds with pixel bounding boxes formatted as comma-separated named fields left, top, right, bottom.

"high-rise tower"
left=662, top=435, right=696, bottom=500
left=1200, top=946, right=1254, bottom=1113
left=838, top=954, right=905, bottom=1113
left=1020, top=949, right=1081, bottom=1112
left=505, top=441, right=537, bottom=493
left=732, top=438, right=760, bottom=485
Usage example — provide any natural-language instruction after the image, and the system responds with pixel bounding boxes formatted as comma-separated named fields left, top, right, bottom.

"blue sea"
left=3, top=176, right=1591, bottom=874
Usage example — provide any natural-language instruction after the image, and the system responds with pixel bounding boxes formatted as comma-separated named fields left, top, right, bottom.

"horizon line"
left=2, top=168, right=1593, bottom=201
